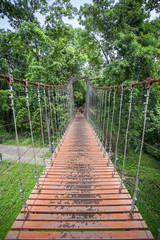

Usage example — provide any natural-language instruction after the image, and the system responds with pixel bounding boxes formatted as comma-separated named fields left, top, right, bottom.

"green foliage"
left=0, top=0, right=48, bottom=29
left=79, top=0, right=160, bottom=80
left=73, top=78, right=87, bottom=106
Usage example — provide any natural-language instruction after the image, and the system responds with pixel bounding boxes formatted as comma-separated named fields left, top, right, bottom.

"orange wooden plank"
left=28, top=193, right=130, bottom=200
left=5, top=230, right=154, bottom=240
left=35, top=185, right=121, bottom=190
left=31, top=188, right=128, bottom=194
left=16, top=212, right=143, bottom=221
left=21, top=205, right=137, bottom=214
left=26, top=199, right=132, bottom=206
left=12, top=220, right=148, bottom=230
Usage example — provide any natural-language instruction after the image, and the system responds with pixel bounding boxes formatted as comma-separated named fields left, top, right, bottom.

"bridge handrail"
left=1, top=74, right=160, bottom=89
left=0, top=74, right=72, bottom=88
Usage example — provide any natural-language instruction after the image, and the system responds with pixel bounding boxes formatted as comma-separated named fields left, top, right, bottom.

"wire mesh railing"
left=0, top=74, right=75, bottom=239
left=85, top=77, right=160, bottom=239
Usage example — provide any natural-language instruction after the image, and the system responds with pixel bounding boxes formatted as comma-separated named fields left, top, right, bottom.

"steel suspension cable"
left=108, top=88, right=117, bottom=165
left=104, top=88, right=112, bottom=156
left=85, top=80, right=90, bottom=121
left=6, top=75, right=28, bottom=210
left=88, top=84, right=91, bottom=123
left=70, top=81, right=75, bottom=122
left=131, top=83, right=152, bottom=212
left=96, top=90, right=100, bottom=135
left=37, top=85, right=46, bottom=170
left=51, top=87, right=58, bottom=147
left=56, top=88, right=61, bottom=142
left=59, top=88, right=63, bottom=137
left=25, top=80, right=39, bottom=187
left=61, top=89, right=65, bottom=135
left=43, top=86, right=52, bottom=159
left=91, top=89, right=95, bottom=127
left=98, top=90, right=101, bottom=139
left=90, top=87, right=94, bottom=125
left=113, top=85, right=124, bottom=175
left=47, top=87, right=55, bottom=153
left=120, top=84, right=134, bottom=190
left=99, top=90, right=104, bottom=142
left=102, top=89, right=108, bottom=145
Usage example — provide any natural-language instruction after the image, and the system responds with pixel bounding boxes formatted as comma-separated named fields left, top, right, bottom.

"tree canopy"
left=0, top=0, right=160, bottom=156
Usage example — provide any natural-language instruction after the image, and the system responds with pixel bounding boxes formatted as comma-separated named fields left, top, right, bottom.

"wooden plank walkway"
left=6, top=113, right=153, bottom=239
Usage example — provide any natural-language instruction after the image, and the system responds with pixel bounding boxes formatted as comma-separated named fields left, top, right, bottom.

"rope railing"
left=0, top=73, right=75, bottom=232
left=85, top=77, right=160, bottom=239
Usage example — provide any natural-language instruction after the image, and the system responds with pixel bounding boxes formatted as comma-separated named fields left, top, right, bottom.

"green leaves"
left=0, top=90, right=10, bottom=112
left=0, top=0, right=48, bottom=29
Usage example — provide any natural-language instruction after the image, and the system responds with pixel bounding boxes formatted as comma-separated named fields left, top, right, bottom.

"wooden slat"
left=5, top=230, right=153, bottom=240
left=34, top=185, right=121, bottom=190
left=28, top=193, right=130, bottom=200
left=21, top=205, right=137, bottom=213
left=12, top=220, right=147, bottom=230
left=26, top=199, right=132, bottom=206
left=31, top=188, right=128, bottom=194
left=39, top=178, right=121, bottom=182
left=16, top=212, right=143, bottom=221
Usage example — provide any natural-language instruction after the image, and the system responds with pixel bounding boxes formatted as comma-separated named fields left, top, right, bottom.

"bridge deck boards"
left=5, top=113, right=153, bottom=240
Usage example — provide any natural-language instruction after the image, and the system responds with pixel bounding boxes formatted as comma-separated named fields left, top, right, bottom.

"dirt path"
left=0, top=144, right=49, bottom=165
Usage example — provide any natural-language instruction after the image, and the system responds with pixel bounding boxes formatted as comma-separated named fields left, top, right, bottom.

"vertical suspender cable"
left=104, top=88, right=112, bottom=156
left=131, top=81, right=152, bottom=212
left=98, top=90, right=101, bottom=138
left=108, top=87, right=117, bottom=165
left=120, top=84, right=134, bottom=189
left=99, top=90, right=104, bottom=141
left=96, top=90, right=99, bottom=135
left=59, top=88, right=63, bottom=137
left=61, top=89, right=65, bottom=135
left=51, top=87, right=58, bottom=147
left=37, top=84, right=46, bottom=170
left=24, top=79, right=39, bottom=187
left=47, top=87, right=55, bottom=153
left=102, top=89, right=108, bottom=145
left=70, top=80, right=75, bottom=122
left=43, top=85, right=52, bottom=159
left=113, top=85, right=124, bottom=175
left=8, top=75, right=27, bottom=208
left=55, top=88, right=60, bottom=143
left=87, top=84, right=91, bottom=122
left=58, top=89, right=62, bottom=139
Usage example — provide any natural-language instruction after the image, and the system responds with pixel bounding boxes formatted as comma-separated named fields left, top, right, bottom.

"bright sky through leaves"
left=0, top=0, right=93, bottom=30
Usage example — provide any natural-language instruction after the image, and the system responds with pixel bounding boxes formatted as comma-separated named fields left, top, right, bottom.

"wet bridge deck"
left=6, top=113, right=153, bottom=239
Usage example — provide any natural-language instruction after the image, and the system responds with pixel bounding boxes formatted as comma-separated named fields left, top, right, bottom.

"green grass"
left=0, top=147, right=159, bottom=239
left=3, top=136, right=43, bottom=147
left=0, top=128, right=46, bottom=147
left=0, top=160, right=44, bottom=240
left=114, top=148, right=160, bottom=239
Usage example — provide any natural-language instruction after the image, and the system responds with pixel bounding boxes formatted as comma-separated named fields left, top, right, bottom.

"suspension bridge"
left=0, top=74, right=160, bottom=239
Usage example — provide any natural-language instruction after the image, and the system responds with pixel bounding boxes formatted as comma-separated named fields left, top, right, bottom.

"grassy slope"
left=0, top=128, right=44, bottom=147
left=0, top=160, right=44, bottom=240
left=115, top=148, right=160, bottom=239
